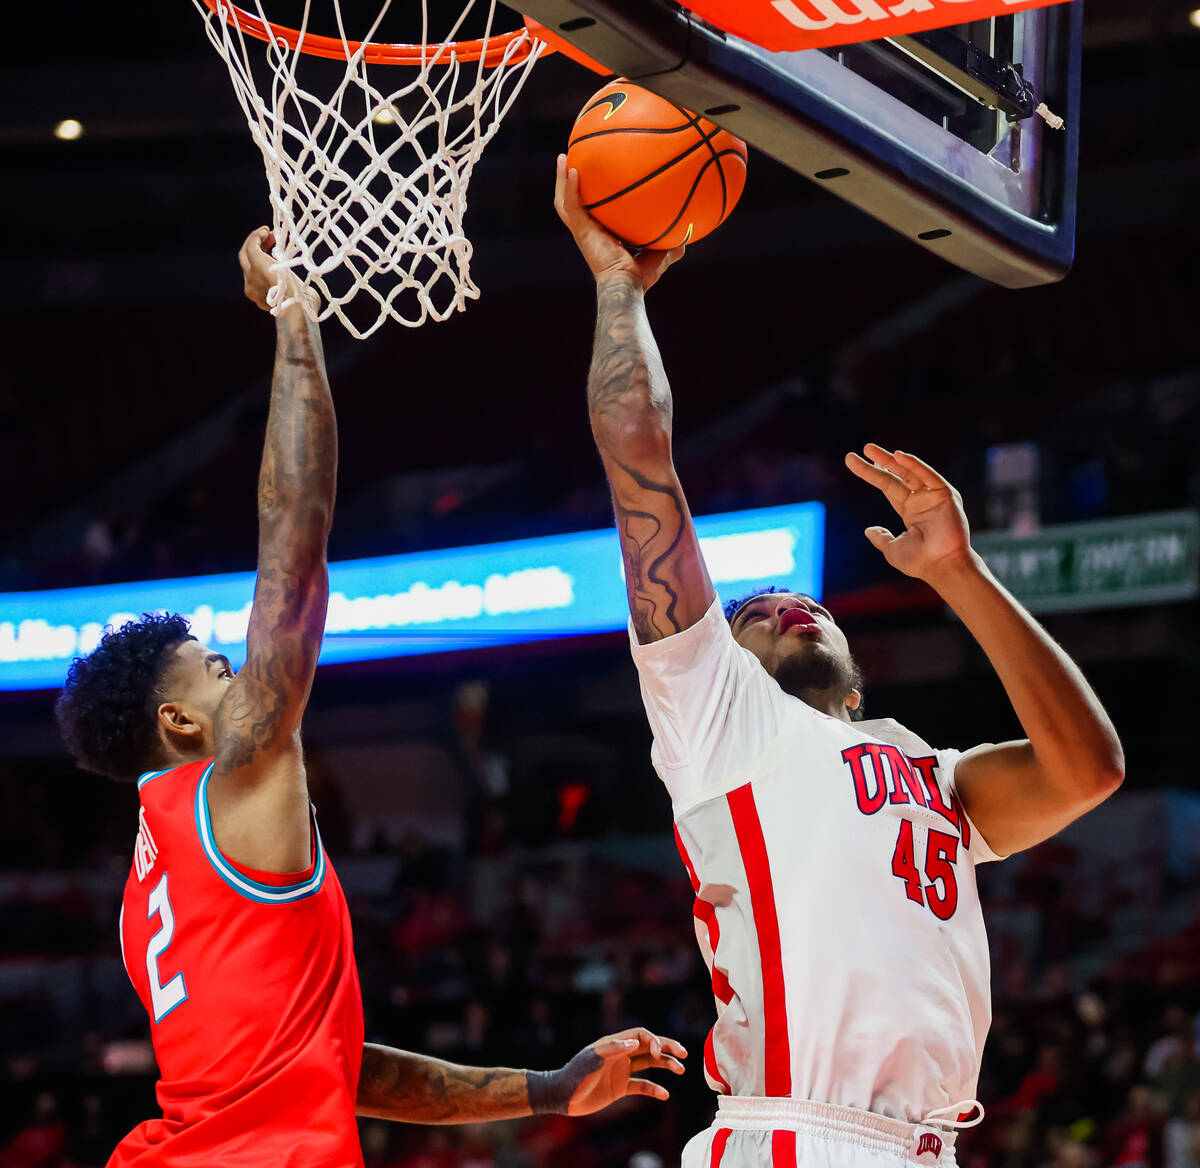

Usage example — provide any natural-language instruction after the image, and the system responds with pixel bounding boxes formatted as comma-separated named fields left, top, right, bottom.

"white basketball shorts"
left=682, top=1097, right=961, bottom=1168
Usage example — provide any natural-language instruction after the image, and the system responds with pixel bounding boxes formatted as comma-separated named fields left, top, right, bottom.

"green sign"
left=972, top=510, right=1199, bottom=613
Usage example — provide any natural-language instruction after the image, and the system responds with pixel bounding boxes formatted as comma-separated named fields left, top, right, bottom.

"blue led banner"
left=0, top=502, right=823, bottom=691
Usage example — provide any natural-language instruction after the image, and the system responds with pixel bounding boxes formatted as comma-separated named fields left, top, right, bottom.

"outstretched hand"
left=554, top=155, right=685, bottom=292
left=544, top=1028, right=687, bottom=1116
left=845, top=444, right=973, bottom=583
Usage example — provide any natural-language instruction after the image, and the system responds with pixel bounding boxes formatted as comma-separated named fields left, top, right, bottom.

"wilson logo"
left=772, top=0, right=1023, bottom=34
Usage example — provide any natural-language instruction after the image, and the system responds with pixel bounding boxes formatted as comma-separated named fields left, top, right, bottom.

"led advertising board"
left=0, top=502, right=823, bottom=691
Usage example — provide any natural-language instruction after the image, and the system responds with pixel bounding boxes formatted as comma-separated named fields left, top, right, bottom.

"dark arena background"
left=2, top=2, right=1199, bottom=1166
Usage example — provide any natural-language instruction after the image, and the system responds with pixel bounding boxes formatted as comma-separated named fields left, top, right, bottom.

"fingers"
left=864, top=526, right=896, bottom=553
left=566, top=167, right=585, bottom=222
left=631, top=1053, right=686, bottom=1076
left=891, top=448, right=952, bottom=490
left=553, top=156, right=588, bottom=231
left=594, top=1035, right=640, bottom=1058
left=635, top=242, right=686, bottom=293
left=554, top=154, right=568, bottom=224
left=657, top=1035, right=687, bottom=1059
left=860, top=443, right=923, bottom=489
left=241, top=226, right=272, bottom=260
left=624, top=1078, right=670, bottom=1102
left=844, top=452, right=911, bottom=515
left=601, top=1028, right=687, bottom=1061
left=863, top=443, right=952, bottom=492
left=661, top=243, right=686, bottom=270
left=628, top=1027, right=662, bottom=1058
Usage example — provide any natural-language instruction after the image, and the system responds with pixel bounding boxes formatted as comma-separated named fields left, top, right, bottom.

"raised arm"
left=357, top=1029, right=685, bottom=1124
left=846, top=444, right=1124, bottom=857
left=209, top=229, right=336, bottom=871
left=555, top=157, right=713, bottom=644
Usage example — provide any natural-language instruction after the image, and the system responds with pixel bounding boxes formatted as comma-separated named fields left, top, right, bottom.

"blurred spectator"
left=0, top=1093, right=66, bottom=1168
left=1101, top=1086, right=1167, bottom=1168
left=1164, top=1091, right=1200, bottom=1168
left=1012, top=1044, right=1063, bottom=1114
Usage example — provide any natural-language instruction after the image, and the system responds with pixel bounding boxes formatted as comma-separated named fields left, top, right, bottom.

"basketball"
left=566, top=80, right=748, bottom=250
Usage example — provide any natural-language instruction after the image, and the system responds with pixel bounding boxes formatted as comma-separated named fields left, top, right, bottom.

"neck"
left=793, top=686, right=853, bottom=722
left=159, top=741, right=212, bottom=771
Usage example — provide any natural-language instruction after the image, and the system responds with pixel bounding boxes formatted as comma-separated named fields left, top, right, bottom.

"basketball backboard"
left=521, top=0, right=1081, bottom=287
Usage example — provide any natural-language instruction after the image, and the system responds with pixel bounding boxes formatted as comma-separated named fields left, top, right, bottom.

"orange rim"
left=199, top=0, right=549, bottom=66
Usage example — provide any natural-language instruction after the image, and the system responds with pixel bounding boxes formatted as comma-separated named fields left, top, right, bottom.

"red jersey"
left=111, top=759, right=365, bottom=1168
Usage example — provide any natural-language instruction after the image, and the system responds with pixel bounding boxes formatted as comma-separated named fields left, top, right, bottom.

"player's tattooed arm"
left=553, top=156, right=710, bottom=643
left=356, top=1047, right=530, bottom=1124
left=587, top=276, right=714, bottom=643
left=356, top=1030, right=685, bottom=1125
left=214, top=229, right=335, bottom=783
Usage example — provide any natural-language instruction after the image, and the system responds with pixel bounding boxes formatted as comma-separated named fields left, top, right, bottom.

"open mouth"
left=779, top=609, right=819, bottom=635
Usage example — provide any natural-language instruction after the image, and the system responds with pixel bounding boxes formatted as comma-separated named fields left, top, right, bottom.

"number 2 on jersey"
left=146, top=873, right=187, bottom=1022
left=891, top=821, right=959, bottom=920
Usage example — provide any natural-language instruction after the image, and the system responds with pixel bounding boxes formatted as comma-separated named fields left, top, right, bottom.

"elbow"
left=590, top=411, right=672, bottom=470
left=1097, top=759, right=1125, bottom=798
left=258, top=508, right=332, bottom=578
left=261, top=501, right=333, bottom=543
left=303, top=502, right=334, bottom=540
left=1087, top=741, right=1125, bottom=802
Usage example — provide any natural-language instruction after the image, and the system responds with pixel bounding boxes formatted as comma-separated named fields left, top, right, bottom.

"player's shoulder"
left=136, top=757, right=212, bottom=798
left=133, top=759, right=215, bottom=844
left=851, top=717, right=940, bottom=756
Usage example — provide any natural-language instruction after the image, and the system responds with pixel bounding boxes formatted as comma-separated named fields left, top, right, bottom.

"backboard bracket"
left=888, top=29, right=1037, bottom=120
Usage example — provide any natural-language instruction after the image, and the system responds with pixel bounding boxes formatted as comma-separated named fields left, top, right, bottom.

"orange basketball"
left=566, top=80, right=748, bottom=250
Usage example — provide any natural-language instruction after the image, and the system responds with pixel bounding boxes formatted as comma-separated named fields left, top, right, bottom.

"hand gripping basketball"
left=554, top=156, right=685, bottom=292
left=565, top=81, right=747, bottom=250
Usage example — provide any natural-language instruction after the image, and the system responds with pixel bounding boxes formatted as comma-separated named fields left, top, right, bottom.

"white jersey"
left=630, top=595, right=1003, bottom=1125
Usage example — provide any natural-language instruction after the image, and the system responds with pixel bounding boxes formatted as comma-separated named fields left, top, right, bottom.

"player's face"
left=164, top=639, right=237, bottom=725
left=729, top=593, right=858, bottom=707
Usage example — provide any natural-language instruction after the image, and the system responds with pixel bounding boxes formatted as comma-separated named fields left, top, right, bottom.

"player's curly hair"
left=724, top=585, right=865, bottom=721
left=55, top=612, right=195, bottom=782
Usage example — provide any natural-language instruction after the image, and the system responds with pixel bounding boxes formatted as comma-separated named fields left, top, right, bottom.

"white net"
left=193, top=0, right=546, bottom=337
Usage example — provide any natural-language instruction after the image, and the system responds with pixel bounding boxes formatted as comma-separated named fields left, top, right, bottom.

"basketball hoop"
left=192, top=0, right=552, bottom=336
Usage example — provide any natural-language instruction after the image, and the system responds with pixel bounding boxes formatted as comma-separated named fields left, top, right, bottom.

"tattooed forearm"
left=587, top=275, right=672, bottom=426
left=586, top=276, right=712, bottom=644
left=356, top=1045, right=533, bottom=1125
left=608, top=459, right=688, bottom=640
left=262, top=314, right=336, bottom=518
left=216, top=311, right=335, bottom=775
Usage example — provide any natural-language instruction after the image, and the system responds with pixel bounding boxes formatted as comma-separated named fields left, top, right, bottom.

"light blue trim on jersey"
left=194, top=762, right=327, bottom=904
left=137, top=768, right=172, bottom=790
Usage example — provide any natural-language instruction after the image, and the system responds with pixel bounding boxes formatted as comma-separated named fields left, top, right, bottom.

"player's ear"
left=157, top=702, right=204, bottom=745
left=845, top=689, right=863, bottom=715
